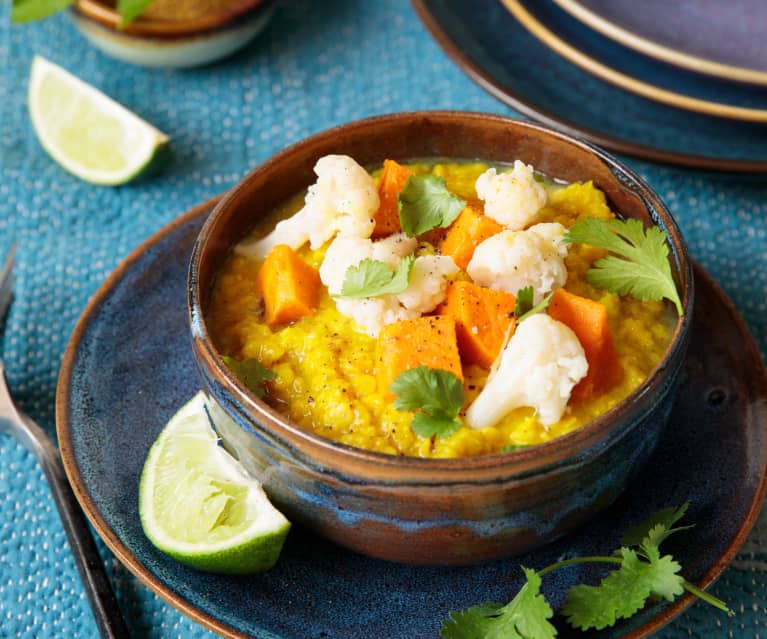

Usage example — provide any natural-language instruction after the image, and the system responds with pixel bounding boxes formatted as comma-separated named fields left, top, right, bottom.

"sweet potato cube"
left=372, top=159, right=414, bottom=238
left=256, top=245, right=321, bottom=327
left=377, top=315, right=463, bottom=396
left=438, top=205, right=503, bottom=270
left=437, top=281, right=517, bottom=369
left=548, top=288, right=624, bottom=399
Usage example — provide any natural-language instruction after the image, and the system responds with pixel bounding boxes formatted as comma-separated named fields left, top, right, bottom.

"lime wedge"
left=139, top=392, right=290, bottom=574
left=28, top=56, right=169, bottom=185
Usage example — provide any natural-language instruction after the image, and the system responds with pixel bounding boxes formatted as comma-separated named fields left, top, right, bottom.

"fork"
left=0, top=245, right=131, bottom=639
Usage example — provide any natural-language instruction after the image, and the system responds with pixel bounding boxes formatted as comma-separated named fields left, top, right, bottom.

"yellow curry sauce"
left=207, top=162, right=673, bottom=458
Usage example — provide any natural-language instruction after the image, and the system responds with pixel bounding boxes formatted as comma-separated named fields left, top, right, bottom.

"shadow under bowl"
left=189, top=111, right=694, bottom=565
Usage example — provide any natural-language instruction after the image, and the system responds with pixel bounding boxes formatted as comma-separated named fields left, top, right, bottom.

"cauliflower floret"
left=475, top=161, right=548, bottom=230
left=371, top=232, right=419, bottom=263
left=326, top=250, right=457, bottom=337
left=467, top=222, right=568, bottom=303
left=319, top=233, right=418, bottom=295
left=319, top=237, right=375, bottom=295
left=237, top=155, right=379, bottom=259
left=335, top=297, right=419, bottom=338
left=465, top=314, right=588, bottom=429
left=398, top=255, right=459, bottom=314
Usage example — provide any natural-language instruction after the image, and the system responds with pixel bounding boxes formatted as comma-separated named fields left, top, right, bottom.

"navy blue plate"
left=57, top=202, right=767, bottom=639
left=413, top=0, right=767, bottom=172
left=511, top=0, right=767, bottom=119
left=560, top=0, right=767, bottom=83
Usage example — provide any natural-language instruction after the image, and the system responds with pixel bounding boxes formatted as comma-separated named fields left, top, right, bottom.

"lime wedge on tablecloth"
left=28, top=56, right=169, bottom=185
left=139, top=392, right=290, bottom=574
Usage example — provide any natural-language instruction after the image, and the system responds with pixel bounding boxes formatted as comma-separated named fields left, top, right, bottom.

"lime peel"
left=28, top=56, right=169, bottom=186
left=139, top=392, right=290, bottom=574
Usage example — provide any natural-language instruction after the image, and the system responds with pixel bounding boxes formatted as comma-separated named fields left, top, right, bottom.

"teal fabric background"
left=1, top=1, right=767, bottom=637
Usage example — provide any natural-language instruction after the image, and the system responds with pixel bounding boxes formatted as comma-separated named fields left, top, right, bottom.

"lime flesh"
left=28, top=56, right=168, bottom=185
left=139, top=392, right=290, bottom=574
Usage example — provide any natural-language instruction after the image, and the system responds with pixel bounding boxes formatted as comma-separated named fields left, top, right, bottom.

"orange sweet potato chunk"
left=438, top=205, right=503, bottom=270
left=377, top=315, right=463, bottom=396
left=372, top=159, right=414, bottom=238
left=548, top=288, right=624, bottom=399
left=437, top=281, right=517, bottom=369
left=256, top=245, right=321, bottom=327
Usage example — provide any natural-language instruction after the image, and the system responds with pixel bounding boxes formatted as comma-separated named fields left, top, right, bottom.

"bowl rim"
left=72, top=0, right=266, bottom=37
left=189, top=110, right=694, bottom=478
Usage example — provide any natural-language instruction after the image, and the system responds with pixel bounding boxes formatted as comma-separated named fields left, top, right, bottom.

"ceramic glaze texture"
left=188, top=112, right=693, bottom=565
left=203, top=380, right=679, bottom=563
left=506, top=0, right=767, bottom=122
left=572, top=0, right=767, bottom=73
left=56, top=202, right=767, bottom=639
left=413, top=0, right=767, bottom=171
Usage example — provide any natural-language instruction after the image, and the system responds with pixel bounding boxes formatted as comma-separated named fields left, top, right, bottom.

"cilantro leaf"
left=340, top=256, right=414, bottom=298
left=621, top=503, right=692, bottom=548
left=411, top=413, right=462, bottom=438
left=441, top=602, right=506, bottom=639
left=640, top=543, right=685, bottom=601
left=391, top=366, right=464, bottom=416
left=11, top=0, right=75, bottom=22
left=514, top=286, right=535, bottom=318
left=221, top=356, right=276, bottom=399
left=390, top=366, right=464, bottom=438
left=439, top=505, right=728, bottom=637
left=12, top=0, right=151, bottom=24
left=398, top=175, right=465, bottom=237
left=563, top=547, right=683, bottom=630
left=564, top=217, right=683, bottom=315
left=500, top=443, right=531, bottom=453
left=441, top=568, right=556, bottom=639
left=117, top=0, right=154, bottom=26
left=516, top=291, right=554, bottom=322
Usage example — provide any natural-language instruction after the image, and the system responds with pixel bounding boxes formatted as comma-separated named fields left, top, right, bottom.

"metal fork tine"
left=0, top=243, right=16, bottom=323
left=0, top=243, right=130, bottom=638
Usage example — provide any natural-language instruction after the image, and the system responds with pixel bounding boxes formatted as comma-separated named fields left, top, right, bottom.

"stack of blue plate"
left=414, top=0, right=767, bottom=171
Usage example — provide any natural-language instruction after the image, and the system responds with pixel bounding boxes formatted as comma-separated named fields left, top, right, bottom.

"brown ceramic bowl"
left=189, top=111, right=694, bottom=565
left=70, top=0, right=274, bottom=68
left=73, top=0, right=264, bottom=36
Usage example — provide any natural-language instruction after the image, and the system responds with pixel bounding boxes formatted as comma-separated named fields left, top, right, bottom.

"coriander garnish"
left=398, top=175, right=466, bottom=237
left=390, top=366, right=464, bottom=438
left=11, top=0, right=153, bottom=25
left=514, top=286, right=554, bottom=322
left=440, top=503, right=731, bottom=638
left=339, top=256, right=414, bottom=298
left=564, top=217, right=683, bottom=315
left=221, top=356, right=275, bottom=399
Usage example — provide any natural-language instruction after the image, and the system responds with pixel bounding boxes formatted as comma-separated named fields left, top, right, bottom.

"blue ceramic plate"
left=413, top=0, right=767, bottom=172
left=57, top=201, right=767, bottom=639
left=555, top=0, right=767, bottom=86
left=506, top=0, right=767, bottom=122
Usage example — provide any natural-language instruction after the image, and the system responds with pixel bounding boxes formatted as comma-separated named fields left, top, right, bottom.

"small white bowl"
left=69, top=0, right=276, bottom=68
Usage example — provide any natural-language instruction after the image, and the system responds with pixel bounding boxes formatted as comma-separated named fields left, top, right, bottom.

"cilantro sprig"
left=564, top=217, right=683, bottom=315
left=440, top=503, right=731, bottom=639
left=340, top=256, right=414, bottom=298
left=221, top=356, right=275, bottom=399
left=11, top=0, right=153, bottom=25
left=390, top=366, right=464, bottom=438
left=398, top=175, right=466, bottom=237
left=514, top=286, right=553, bottom=322
left=116, top=0, right=155, bottom=27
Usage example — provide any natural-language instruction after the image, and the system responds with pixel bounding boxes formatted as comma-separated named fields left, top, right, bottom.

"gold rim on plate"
left=501, top=0, right=767, bottom=124
left=553, top=0, right=767, bottom=87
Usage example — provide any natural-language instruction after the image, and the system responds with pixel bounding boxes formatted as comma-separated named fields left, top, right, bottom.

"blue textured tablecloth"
left=1, top=1, right=767, bottom=637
